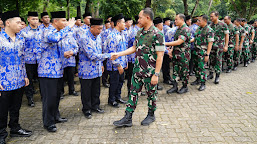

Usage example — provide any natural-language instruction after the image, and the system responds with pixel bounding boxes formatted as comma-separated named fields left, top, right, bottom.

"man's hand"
left=204, top=55, right=209, bottom=63
left=64, top=51, right=73, bottom=58
left=25, top=78, right=29, bottom=87
left=67, top=17, right=76, bottom=28
left=117, top=65, right=124, bottom=75
left=239, top=45, right=243, bottom=50
left=110, top=53, right=119, bottom=60
left=168, top=49, right=173, bottom=58
left=151, top=75, right=158, bottom=85
left=250, top=40, right=253, bottom=44
left=223, top=45, right=228, bottom=52
left=0, top=84, right=4, bottom=96
left=234, top=45, right=239, bottom=51
left=102, top=66, right=104, bottom=73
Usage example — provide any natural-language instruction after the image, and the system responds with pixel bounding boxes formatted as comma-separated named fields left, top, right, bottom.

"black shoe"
left=44, top=125, right=57, bottom=132
left=60, top=92, right=64, bottom=100
left=233, top=64, right=238, bottom=71
left=0, top=139, right=6, bottom=144
left=113, top=111, right=133, bottom=127
left=116, top=99, right=127, bottom=104
left=166, top=82, right=178, bottom=94
left=83, top=110, right=92, bottom=119
left=189, top=72, right=195, bottom=76
left=244, top=61, right=248, bottom=67
left=190, top=79, right=200, bottom=86
left=103, top=83, right=110, bottom=88
left=141, top=92, right=146, bottom=96
left=108, top=101, right=120, bottom=108
left=226, top=69, right=232, bottom=73
left=69, top=91, right=78, bottom=96
left=214, top=73, right=220, bottom=84
left=141, top=109, right=155, bottom=126
left=248, top=60, right=250, bottom=64
left=177, top=86, right=188, bottom=94
left=28, top=98, right=35, bottom=107
left=157, top=84, right=163, bottom=90
left=198, top=82, right=206, bottom=91
left=92, top=108, right=105, bottom=113
left=10, top=128, right=33, bottom=137
left=251, top=58, right=255, bottom=63
left=163, top=80, right=173, bottom=85
left=207, top=72, right=214, bottom=80
left=55, top=117, right=68, bottom=123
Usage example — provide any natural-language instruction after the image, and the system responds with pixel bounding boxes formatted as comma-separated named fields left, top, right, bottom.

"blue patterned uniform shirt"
left=78, top=29, right=111, bottom=79
left=163, top=25, right=171, bottom=35
left=189, top=24, right=199, bottom=50
left=101, top=27, right=113, bottom=53
left=127, top=25, right=141, bottom=63
left=0, top=30, right=27, bottom=91
left=106, top=28, right=128, bottom=71
left=81, top=24, right=90, bottom=30
left=38, top=26, right=72, bottom=78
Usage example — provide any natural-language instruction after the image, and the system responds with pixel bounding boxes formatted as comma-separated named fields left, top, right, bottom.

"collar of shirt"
left=112, top=28, right=122, bottom=35
left=140, top=24, right=154, bottom=35
left=2, top=29, right=21, bottom=42
left=88, top=29, right=98, bottom=41
left=178, top=23, right=187, bottom=30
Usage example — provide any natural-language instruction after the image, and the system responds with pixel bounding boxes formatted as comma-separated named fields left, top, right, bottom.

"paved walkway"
left=6, top=63, right=257, bottom=144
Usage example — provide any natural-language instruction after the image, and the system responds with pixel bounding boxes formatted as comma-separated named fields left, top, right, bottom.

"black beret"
left=153, top=17, right=163, bottom=25
left=41, top=12, right=49, bottom=18
left=91, top=18, right=103, bottom=25
left=163, top=17, right=171, bottom=22
left=28, top=12, right=38, bottom=17
left=51, top=11, right=66, bottom=19
left=83, top=12, right=92, bottom=18
left=112, top=13, right=124, bottom=23
left=75, top=16, right=81, bottom=20
left=2, top=10, right=20, bottom=22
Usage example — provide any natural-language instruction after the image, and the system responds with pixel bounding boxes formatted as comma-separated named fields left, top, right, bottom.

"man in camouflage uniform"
left=233, top=18, right=246, bottom=70
left=191, top=15, right=214, bottom=91
left=113, top=8, right=165, bottom=127
left=208, top=11, right=229, bottom=84
left=253, top=20, right=257, bottom=62
left=165, top=14, right=191, bottom=94
left=240, top=18, right=255, bottom=67
left=248, top=21, right=256, bottom=62
left=223, top=16, right=239, bottom=73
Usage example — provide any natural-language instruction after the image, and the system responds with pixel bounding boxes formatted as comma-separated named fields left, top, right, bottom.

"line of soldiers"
left=0, top=8, right=257, bottom=143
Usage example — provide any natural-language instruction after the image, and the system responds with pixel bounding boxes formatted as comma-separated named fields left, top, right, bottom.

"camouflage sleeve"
left=234, top=27, right=239, bottom=35
left=251, top=26, right=255, bottom=33
left=207, top=28, right=215, bottom=42
left=155, top=31, right=165, bottom=51
left=245, top=26, right=249, bottom=35
left=223, top=23, right=229, bottom=34
left=178, top=28, right=188, bottom=42
left=241, top=28, right=246, bottom=37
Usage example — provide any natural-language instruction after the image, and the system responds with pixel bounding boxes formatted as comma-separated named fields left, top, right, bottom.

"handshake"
left=110, top=53, right=120, bottom=60
left=64, top=51, right=74, bottom=59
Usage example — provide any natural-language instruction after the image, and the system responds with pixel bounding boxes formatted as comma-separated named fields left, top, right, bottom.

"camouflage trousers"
left=126, top=74, right=157, bottom=112
left=222, top=46, right=234, bottom=69
left=233, top=49, right=242, bottom=66
left=242, top=45, right=250, bottom=62
left=172, top=49, right=191, bottom=85
left=209, top=47, right=223, bottom=74
left=193, top=49, right=207, bottom=82
left=251, top=43, right=257, bottom=59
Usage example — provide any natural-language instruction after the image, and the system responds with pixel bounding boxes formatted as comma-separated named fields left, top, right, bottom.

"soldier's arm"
left=251, top=31, right=255, bottom=42
left=165, top=39, right=184, bottom=46
left=225, top=33, right=229, bottom=47
left=235, top=34, right=239, bottom=50
left=116, top=45, right=136, bottom=57
left=240, top=36, right=245, bottom=50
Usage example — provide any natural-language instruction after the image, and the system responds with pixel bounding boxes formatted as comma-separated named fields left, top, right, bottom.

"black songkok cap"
left=20, top=17, right=25, bottom=22
left=105, top=20, right=110, bottom=24
left=112, top=13, right=124, bottom=23
left=41, top=12, right=49, bottom=18
left=186, top=15, right=191, bottom=21
left=0, top=12, right=2, bottom=18
left=83, top=12, right=92, bottom=19
left=134, top=15, right=139, bottom=24
left=90, top=18, right=103, bottom=25
left=28, top=12, right=38, bottom=17
left=75, top=16, right=81, bottom=20
left=163, top=17, right=171, bottom=22
left=153, top=17, right=163, bottom=25
left=51, top=11, right=66, bottom=19
left=2, top=10, right=20, bottom=22
left=125, top=17, right=132, bottom=22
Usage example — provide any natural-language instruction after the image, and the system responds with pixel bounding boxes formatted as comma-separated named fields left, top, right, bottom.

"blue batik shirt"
left=0, top=30, right=27, bottom=91
left=20, top=25, right=41, bottom=64
left=101, top=27, right=114, bottom=53
left=81, top=24, right=90, bottom=31
left=163, top=25, right=171, bottom=35
left=106, top=28, right=128, bottom=71
left=127, top=25, right=141, bottom=63
left=78, top=29, right=111, bottom=79
left=189, top=24, right=199, bottom=50
left=38, top=26, right=72, bottom=78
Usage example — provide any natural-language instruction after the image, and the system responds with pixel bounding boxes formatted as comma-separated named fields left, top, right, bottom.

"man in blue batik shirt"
left=163, top=17, right=171, bottom=35
left=20, top=12, right=40, bottom=107
left=106, top=14, right=128, bottom=108
left=81, top=12, right=92, bottom=30
left=0, top=10, right=32, bottom=144
left=38, top=12, right=51, bottom=31
left=39, top=11, right=76, bottom=133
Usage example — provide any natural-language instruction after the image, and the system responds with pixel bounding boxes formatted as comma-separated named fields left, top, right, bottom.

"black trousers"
left=127, top=62, right=134, bottom=94
left=61, top=66, right=75, bottom=94
left=75, top=55, right=79, bottom=74
left=24, top=64, right=37, bottom=100
left=80, top=77, right=101, bottom=113
left=108, top=70, right=124, bottom=103
left=189, top=49, right=196, bottom=74
left=0, top=88, right=24, bottom=140
left=102, top=60, right=109, bottom=85
left=162, top=54, right=172, bottom=81
left=39, top=77, right=62, bottom=127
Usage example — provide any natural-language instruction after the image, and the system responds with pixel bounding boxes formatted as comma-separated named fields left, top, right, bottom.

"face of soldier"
left=83, top=16, right=91, bottom=26
left=54, top=18, right=67, bottom=30
left=90, top=25, right=103, bottom=36
left=210, top=13, right=218, bottom=23
left=175, top=15, right=184, bottom=27
left=41, top=15, right=50, bottom=24
left=138, top=10, right=150, bottom=27
left=117, top=18, right=125, bottom=30
left=198, top=17, right=207, bottom=28
left=5, top=17, right=23, bottom=34
left=105, top=22, right=111, bottom=29
left=223, top=17, right=230, bottom=25
left=75, top=19, right=82, bottom=26
left=28, top=16, right=39, bottom=28
left=254, top=21, right=257, bottom=27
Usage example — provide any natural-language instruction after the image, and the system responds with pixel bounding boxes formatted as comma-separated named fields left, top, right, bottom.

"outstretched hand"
left=110, top=53, right=119, bottom=60
left=67, top=17, right=76, bottom=28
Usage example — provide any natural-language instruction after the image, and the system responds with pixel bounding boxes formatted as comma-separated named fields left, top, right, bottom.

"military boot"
left=191, top=78, right=200, bottom=85
left=207, top=72, right=214, bottom=80
left=141, top=109, right=155, bottom=126
left=166, top=81, right=178, bottom=94
left=177, top=84, right=188, bottom=94
left=113, top=111, right=133, bottom=127
left=214, top=73, right=220, bottom=84
left=198, top=82, right=206, bottom=91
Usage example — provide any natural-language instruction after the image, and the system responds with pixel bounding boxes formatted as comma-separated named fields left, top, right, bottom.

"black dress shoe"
left=69, top=91, right=78, bottom=96
left=83, top=110, right=92, bottom=119
left=103, top=83, right=110, bottom=88
left=55, top=118, right=68, bottom=123
left=28, top=98, right=35, bottom=107
left=163, top=80, right=173, bottom=85
left=108, top=101, right=120, bottom=108
left=60, top=92, right=64, bottom=100
left=177, top=86, right=188, bottom=94
left=116, top=98, right=127, bottom=104
left=190, top=79, right=200, bottom=85
left=226, top=69, right=232, bottom=73
left=44, top=125, right=57, bottom=132
left=0, top=139, right=6, bottom=144
left=10, top=128, right=33, bottom=137
left=157, top=84, right=163, bottom=90
left=92, top=108, right=105, bottom=113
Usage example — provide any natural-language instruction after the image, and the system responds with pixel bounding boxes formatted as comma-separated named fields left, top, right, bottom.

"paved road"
left=6, top=63, right=257, bottom=144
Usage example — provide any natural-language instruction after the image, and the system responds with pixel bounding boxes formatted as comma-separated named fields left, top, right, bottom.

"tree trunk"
left=191, top=0, right=200, bottom=17
left=85, top=0, right=92, bottom=14
left=67, top=0, right=70, bottom=18
left=16, top=0, right=19, bottom=12
left=95, top=2, right=100, bottom=17
left=207, top=0, right=213, bottom=14
left=77, top=6, right=81, bottom=17
left=145, top=0, right=151, bottom=8
left=43, top=0, right=49, bottom=12
left=183, top=0, right=188, bottom=16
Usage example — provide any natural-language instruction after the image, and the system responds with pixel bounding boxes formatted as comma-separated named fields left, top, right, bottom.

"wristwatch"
left=154, top=72, right=160, bottom=77
left=204, top=53, right=209, bottom=56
